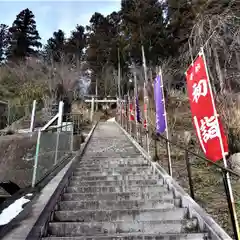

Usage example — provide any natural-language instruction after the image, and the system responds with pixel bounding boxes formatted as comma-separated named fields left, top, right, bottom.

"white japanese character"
left=200, top=116, right=219, bottom=143
left=192, top=79, right=208, bottom=103
left=190, top=72, right=194, bottom=81
left=195, top=63, right=201, bottom=73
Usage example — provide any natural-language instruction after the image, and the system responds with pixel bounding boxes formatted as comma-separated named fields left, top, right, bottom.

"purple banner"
left=135, top=95, right=141, bottom=123
left=154, top=75, right=166, bottom=134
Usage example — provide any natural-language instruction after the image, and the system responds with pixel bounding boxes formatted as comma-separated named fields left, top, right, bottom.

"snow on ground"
left=26, top=193, right=33, bottom=197
left=107, top=117, right=115, bottom=122
left=0, top=195, right=31, bottom=225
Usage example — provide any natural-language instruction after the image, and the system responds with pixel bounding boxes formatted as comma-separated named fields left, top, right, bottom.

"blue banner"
left=154, top=75, right=166, bottom=134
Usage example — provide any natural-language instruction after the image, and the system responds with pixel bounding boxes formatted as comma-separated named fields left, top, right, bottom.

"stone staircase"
left=41, top=123, right=209, bottom=240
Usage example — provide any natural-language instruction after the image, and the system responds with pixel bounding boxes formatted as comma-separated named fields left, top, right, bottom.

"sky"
left=0, top=0, right=121, bottom=44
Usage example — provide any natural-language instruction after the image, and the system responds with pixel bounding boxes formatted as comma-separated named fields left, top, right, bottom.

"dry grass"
left=216, top=95, right=240, bottom=154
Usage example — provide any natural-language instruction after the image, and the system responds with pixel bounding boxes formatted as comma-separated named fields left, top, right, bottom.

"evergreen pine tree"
left=44, top=29, right=65, bottom=63
left=7, top=8, right=42, bottom=61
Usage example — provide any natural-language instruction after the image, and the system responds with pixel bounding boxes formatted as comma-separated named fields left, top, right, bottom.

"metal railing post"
left=163, top=137, right=172, bottom=176
left=153, top=134, right=159, bottom=162
left=222, top=170, right=240, bottom=240
left=70, top=120, right=74, bottom=152
left=129, top=121, right=132, bottom=137
left=54, top=131, right=60, bottom=165
left=32, top=130, right=41, bottom=187
left=145, top=130, right=148, bottom=152
left=185, top=150, right=195, bottom=200
left=139, top=125, right=143, bottom=146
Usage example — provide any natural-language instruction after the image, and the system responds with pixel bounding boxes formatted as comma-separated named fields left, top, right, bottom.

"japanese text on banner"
left=185, top=55, right=228, bottom=162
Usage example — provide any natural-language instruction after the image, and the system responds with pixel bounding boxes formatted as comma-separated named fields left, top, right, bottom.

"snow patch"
left=107, top=117, right=115, bottom=122
left=0, top=196, right=31, bottom=225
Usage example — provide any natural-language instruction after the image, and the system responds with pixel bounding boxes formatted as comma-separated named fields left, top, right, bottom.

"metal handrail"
left=41, top=123, right=73, bottom=133
left=154, top=131, right=240, bottom=178
left=117, top=115, right=240, bottom=239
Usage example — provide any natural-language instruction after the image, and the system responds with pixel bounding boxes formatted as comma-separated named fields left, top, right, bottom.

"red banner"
left=129, top=101, right=135, bottom=121
left=185, top=52, right=228, bottom=162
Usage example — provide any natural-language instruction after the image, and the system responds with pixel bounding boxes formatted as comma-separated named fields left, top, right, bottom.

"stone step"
left=42, top=233, right=208, bottom=240
left=84, top=149, right=139, bottom=154
left=69, top=179, right=163, bottom=187
left=79, top=157, right=146, bottom=162
left=85, top=144, right=137, bottom=148
left=66, top=185, right=168, bottom=194
left=48, top=219, right=198, bottom=236
left=54, top=208, right=187, bottom=222
left=75, top=166, right=150, bottom=172
left=77, top=163, right=150, bottom=168
left=78, top=161, right=148, bottom=166
left=73, top=169, right=153, bottom=177
left=82, top=153, right=142, bottom=158
left=80, top=156, right=145, bottom=161
left=71, top=175, right=159, bottom=182
left=62, top=191, right=175, bottom=201
left=58, top=199, right=179, bottom=211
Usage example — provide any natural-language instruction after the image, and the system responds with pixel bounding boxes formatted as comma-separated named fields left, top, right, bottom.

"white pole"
left=55, top=101, right=64, bottom=165
left=57, top=101, right=64, bottom=129
left=142, top=45, right=150, bottom=155
left=95, top=79, right=98, bottom=111
left=133, top=68, right=140, bottom=142
left=144, top=82, right=150, bottom=155
left=129, top=96, right=132, bottom=136
left=30, top=100, right=36, bottom=132
left=90, top=97, right=94, bottom=122
left=201, top=47, right=240, bottom=236
left=32, top=130, right=41, bottom=187
left=70, top=122, right=74, bottom=152
left=117, top=98, right=121, bottom=123
left=124, top=95, right=128, bottom=130
left=160, top=68, right=172, bottom=177
left=118, top=48, right=121, bottom=98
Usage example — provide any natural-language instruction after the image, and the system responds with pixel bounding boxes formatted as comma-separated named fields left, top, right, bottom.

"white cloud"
left=0, top=1, right=121, bottom=44
left=55, top=2, right=121, bottom=39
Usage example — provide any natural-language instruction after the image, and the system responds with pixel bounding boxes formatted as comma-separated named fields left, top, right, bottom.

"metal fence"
left=8, top=104, right=32, bottom=126
left=116, top=111, right=240, bottom=239
left=31, top=124, right=73, bottom=187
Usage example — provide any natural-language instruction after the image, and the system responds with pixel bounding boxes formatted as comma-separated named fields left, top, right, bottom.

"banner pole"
left=124, top=95, right=128, bottom=131
left=133, top=68, right=140, bottom=142
left=142, top=45, right=150, bottom=155
left=160, top=68, right=172, bottom=177
left=122, top=100, right=124, bottom=127
left=129, top=96, right=132, bottom=136
left=201, top=47, right=240, bottom=239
